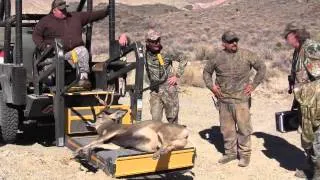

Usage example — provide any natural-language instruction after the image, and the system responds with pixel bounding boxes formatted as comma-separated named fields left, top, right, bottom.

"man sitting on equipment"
left=32, top=0, right=127, bottom=90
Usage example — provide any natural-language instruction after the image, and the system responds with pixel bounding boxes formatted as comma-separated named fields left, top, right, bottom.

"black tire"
left=0, top=91, right=19, bottom=143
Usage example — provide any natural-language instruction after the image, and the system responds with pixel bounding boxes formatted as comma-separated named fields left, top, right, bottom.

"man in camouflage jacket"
left=145, top=29, right=187, bottom=124
left=284, top=22, right=320, bottom=179
left=203, top=31, right=266, bottom=167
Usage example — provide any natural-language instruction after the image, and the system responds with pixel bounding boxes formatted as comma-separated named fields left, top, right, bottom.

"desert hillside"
left=90, top=0, right=320, bottom=93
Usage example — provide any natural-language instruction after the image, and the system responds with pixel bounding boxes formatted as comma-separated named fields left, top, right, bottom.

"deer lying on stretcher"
left=75, top=110, right=189, bottom=159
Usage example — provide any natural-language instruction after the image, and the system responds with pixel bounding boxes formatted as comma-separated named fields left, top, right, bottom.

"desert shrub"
left=262, top=48, right=274, bottom=60
left=180, top=61, right=205, bottom=88
left=194, top=46, right=206, bottom=60
left=194, top=44, right=216, bottom=61
left=264, top=68, right=279, bottom=82
left=315, top=32, right=320, bottom=41
left=273, top=42, right=283, bottom=51
left=271, top=59, right=291, bottom=73
left=249, top=39, right=259, bottom=47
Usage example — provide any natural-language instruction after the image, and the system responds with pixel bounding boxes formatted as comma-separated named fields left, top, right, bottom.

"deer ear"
left=108, top=110, right=127, bottom=121
left=108, top=113, right=117, bottom=120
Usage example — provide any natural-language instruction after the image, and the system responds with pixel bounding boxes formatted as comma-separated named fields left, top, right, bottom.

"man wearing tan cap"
left=283, top=22, right=320, bottom=179
left=203, top=31, right=266, bottom=167
left=145, top=29, right=187, bottom=124
left=32, top=0, right=127, bottom=90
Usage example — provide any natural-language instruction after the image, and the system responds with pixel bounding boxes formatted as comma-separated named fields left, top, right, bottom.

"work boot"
left=295, top=158, right=314, bottom=179
left=238, top=156, right=250, bottom=167
left=294, top=168, right=313, bottom=179
left=76, top=79, right=92, bottom=90
left=218, top=154, right=237, bottom=164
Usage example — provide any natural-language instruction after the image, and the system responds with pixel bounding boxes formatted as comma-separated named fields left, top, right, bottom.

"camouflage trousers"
left=64, top=46, right=90, bottom=73
left=294, top=80, right=320, bottom=149
left=294, top=80, right=320, bottom=163
left=304, top=127, right=320, bottom=165
left=41, top=46, right=89, bottom=85
left=43, top=45, right=90, bottom=73
left=219, top=101, right=252, bottom=157
left=149, top=85, right=179, bottom=124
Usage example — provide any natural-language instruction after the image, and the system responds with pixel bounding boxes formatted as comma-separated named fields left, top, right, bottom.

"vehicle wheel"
left=0, top=91, right=19, bottom=143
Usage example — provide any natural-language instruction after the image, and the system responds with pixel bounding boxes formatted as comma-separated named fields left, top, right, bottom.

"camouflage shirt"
left=292, top=39, right=320, bottom=146
left=293, top=39, right=320, bottom=86
left=145, top=51, right=187, bottom=89
left=203, top=48, right=266, bottom=103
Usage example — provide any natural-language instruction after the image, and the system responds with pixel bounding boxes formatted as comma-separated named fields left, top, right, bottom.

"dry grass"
left=193, top=44, right=217, bottom=61
left=180, top=61, right=206, bottom=88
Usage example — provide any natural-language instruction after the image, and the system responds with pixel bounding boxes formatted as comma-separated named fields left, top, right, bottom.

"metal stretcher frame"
left=66, top=135, right=196, bottom=178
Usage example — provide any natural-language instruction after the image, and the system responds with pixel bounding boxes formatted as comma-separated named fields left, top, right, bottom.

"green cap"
left=222, top=31, right=239, bottom=43
left=51, top=0, right=67, bottom=10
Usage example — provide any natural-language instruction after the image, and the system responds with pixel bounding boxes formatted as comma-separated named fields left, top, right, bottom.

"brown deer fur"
left=75, top=110, right=189, bottom=159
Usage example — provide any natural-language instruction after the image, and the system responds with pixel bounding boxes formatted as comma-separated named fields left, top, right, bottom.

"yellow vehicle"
left=0, top=0, right=195, bottom=177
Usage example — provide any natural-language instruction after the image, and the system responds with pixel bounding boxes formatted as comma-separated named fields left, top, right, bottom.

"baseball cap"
left=282, top=22, right=304, bottom=38
left=222, top=31, right=239, bottom=43
left=51, top=0, right=68, bottom=10
left=145, top=29, right=161, bottom=41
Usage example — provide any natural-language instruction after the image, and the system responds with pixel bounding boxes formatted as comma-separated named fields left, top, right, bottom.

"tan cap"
left=51, top=0, right=67, bottom=10
left=282, top=22, right=304, bottom=38
left=145, top=29, right=161, bottom=41
left=222, top=31, right=239, bottom=43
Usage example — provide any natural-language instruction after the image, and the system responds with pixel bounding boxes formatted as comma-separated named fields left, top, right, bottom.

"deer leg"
left=152, top=132, right=167, bottom=160
left=163, top=137, right=188, bottom=153
left=153, top=138, right=188, bottom=160
left=152, top=129, right=189, bottom=159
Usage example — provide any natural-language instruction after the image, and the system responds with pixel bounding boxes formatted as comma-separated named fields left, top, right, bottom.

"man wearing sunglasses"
left=145, top=29, right=187, bottom=124
left=32, top=0, right=128, bottom=90
left=203, top=31, right=266, bottom=167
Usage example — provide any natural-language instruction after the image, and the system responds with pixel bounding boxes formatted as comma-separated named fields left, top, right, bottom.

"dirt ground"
left=0, top=85, right=306, bottom=180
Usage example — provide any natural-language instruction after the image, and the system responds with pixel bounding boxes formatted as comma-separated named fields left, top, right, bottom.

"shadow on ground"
left=0, top=124, right=55, bottom=147
left=126, top=170, right=194, bottom=180
left=253, top=131, right=307, bottom=171
left=199, top=127, right=307, bottom=172
left=198, top=126, right=224, bottom=154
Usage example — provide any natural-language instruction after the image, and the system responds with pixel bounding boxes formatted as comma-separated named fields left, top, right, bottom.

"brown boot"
left=238, top=156, right=250, bottom=167
left=77, top=79, right=92, bottom=90
left=295, top=168, right=313, bottom=179
left=295, top=158, right=314, bottom=179
left=218, top=154, right=237, bottom=164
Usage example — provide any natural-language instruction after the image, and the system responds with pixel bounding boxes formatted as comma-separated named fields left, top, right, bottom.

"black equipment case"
left=275, top=110, right=299, bottom=133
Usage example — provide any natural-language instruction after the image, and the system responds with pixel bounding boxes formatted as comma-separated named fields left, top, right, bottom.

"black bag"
left=275, top=110, right=299, bottom=133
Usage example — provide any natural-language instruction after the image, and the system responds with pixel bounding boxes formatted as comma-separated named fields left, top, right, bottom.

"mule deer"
left=75, top=110, right=189, bottom=159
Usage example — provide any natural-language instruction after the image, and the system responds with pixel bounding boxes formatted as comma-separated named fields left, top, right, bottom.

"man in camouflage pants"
left=203, top=31, right=266, bottom=167
left=145, top=29, right=187, bottom=124
left=283, top=22, right=320, bottom=179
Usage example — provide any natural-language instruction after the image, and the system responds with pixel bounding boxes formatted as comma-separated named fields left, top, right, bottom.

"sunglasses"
left=147, top=38, right=161, bottom=44
left=225, top=39, right=239, bottom=44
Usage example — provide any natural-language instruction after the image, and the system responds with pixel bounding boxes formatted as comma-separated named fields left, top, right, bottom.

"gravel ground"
left=0, top=86, right=305, bottom=180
